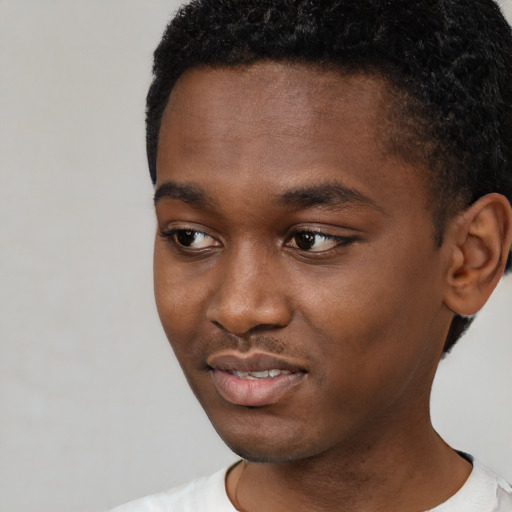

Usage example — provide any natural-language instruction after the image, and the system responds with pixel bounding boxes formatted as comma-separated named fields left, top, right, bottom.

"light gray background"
left=0, top=1, right=511, bottom=511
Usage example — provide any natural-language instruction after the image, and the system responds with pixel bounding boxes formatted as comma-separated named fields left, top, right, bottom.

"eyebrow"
left=154, top=180, right=379, bottom=211
left=280, top=183, right=379, bottom=210
left=153, top=181, right=214, bottom=208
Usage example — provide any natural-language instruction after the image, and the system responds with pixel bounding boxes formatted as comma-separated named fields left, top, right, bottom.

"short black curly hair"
left=147, top=0, right=512, bottom=353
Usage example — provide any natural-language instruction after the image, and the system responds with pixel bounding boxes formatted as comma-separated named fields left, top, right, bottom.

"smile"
left=210, top=368, right=305, bottom=407
left=230, top=369, right=292, bottom=379
left=206, top=352, right=307, bottom=407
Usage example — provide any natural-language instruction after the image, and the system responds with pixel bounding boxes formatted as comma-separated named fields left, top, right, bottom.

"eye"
left=161, top=228, right=220, bottom=250
left=287, top=231, right=351, bottom=253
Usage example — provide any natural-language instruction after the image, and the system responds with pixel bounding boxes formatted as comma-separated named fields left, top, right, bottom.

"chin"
left=194, top=384, right=344, bottom=464
left=209, top=413, right=325, bottom=464
left=226, top=442, right=298, bottom=464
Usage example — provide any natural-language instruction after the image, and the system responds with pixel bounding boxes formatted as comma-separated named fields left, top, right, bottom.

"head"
left=147, top=0, right=512, bottom=354
left=148, top=0, right=512, bottom=463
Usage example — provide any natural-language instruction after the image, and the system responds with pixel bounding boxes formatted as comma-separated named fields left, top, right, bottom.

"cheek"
left=297, top=252, right=440, bottom=390
left=297, top=266, right=405, bottom=346
left=153, top=242, right=206, bottom=341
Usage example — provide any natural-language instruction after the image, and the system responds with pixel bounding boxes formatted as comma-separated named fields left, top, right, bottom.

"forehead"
left=156, top=62, right=430, bottom=219
left=161, top=62, right=388, bottom=161
left=165, top=62, right=387, bottom=124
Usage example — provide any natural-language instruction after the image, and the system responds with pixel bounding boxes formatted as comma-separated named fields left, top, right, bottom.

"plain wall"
left=0, top=1, right=511, bottom=511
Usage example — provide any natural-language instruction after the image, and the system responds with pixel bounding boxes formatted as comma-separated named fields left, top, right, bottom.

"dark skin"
left=153, top=62, right=512, bottom=511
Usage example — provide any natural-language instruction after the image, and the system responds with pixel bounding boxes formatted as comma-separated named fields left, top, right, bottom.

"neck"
left=227, top=420, right=471, bottom=512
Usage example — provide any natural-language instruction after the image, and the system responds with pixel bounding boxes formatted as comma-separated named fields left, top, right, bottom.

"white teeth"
left=232, top=369, right=292, bottom=379
left=251, top=370, right=269, bottom=378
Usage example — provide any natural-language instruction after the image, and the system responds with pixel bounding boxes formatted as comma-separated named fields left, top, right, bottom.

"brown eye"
left=175, top=230, right=198, bottom=247
left=294, top=232, right=316, bottom=250
left=164, top=228, right=219, bottom=250
left=288, top=231, right=352, bottom=253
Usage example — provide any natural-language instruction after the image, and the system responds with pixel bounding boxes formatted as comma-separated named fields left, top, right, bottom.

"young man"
left=112, top=0, right=512, bottom=510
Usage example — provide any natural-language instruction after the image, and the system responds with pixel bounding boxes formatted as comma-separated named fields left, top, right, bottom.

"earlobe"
left=443, top=193, right=512, bottom=316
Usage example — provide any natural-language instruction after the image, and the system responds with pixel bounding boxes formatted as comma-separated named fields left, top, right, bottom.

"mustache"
left=200, top=331, right=286, bottom=356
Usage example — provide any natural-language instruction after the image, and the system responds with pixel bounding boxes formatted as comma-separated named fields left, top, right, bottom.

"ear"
left=443, top=193, right=512, bottom=316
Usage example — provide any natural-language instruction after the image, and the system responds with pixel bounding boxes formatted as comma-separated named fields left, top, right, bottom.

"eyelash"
left=285, top=230, right=356, bottom=254
left=160, top=226, right=356, bottom=256
left=159, top=227, right=219, bottom=251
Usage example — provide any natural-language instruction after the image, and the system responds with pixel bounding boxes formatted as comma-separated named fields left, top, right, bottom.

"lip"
left=207, top=352, right=307, bottom=407
left=207, top=352, right=305, bottom=373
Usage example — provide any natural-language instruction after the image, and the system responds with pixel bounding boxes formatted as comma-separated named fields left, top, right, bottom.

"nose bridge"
left=207, top=239, right=291, bottom=335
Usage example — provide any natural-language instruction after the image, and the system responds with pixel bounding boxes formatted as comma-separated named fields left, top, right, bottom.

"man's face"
left=153, top=63, right=453, bottom=462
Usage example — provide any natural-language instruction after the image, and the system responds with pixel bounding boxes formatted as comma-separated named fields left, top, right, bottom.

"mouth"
left=229, top=369, right=293, bottom=380
left=207, top=352, right=307, bottom=407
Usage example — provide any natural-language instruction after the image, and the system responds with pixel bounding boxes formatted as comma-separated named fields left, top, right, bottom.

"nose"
left=206, top=244, right=293, bottom=336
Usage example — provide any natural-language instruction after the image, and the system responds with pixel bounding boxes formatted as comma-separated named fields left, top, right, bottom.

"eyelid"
left=285, top=225, right=358, bottom=240
left=159, top=224, right=222, bottom=251
left=285, top=226, right=358, bottom=253
left=159, top=221, right=218, bottom=238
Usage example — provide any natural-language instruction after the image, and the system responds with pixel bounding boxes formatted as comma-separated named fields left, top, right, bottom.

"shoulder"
left=429, top=455, right=512, bottom=512
left=107, top=466, right=237, bottom=512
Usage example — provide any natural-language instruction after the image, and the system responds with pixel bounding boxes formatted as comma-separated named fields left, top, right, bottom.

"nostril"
left=207, top=301, right=292, bottom=338
left=210, top=320, right=226, bottom=332
left=205, top=261, right=293, bottom=335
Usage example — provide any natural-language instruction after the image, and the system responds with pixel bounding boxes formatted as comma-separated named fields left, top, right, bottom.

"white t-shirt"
left=109, top=457, right=512, bottom=512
